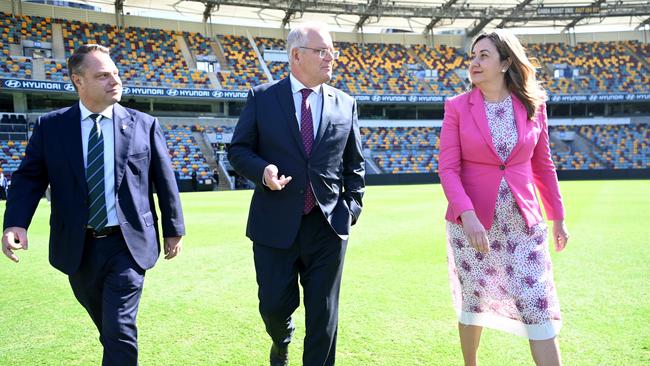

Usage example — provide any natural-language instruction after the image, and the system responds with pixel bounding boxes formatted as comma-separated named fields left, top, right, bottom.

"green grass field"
left=1, top=180, right=649, bottom=365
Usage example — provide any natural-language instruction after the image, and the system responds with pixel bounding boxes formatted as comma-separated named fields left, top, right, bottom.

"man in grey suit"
left=2, top=44, right=185, bottom=365
left=228, top=23, right=365, bottom=366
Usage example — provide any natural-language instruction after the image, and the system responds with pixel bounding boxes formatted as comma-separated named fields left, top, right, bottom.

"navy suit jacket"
left=228, top=77, right=365, bottom=248
left=3, top=103, right=185, bottom=275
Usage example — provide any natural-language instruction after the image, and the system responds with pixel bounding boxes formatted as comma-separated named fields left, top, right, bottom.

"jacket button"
left=499, top=165, right=505, bottom=170
left=299, top=189, right=304, bottom=194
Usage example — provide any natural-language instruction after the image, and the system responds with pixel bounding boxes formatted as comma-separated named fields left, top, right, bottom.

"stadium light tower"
left=495, top=0, right=534, bottom=29
left=11, top=0, right=22, bottom=15
left=636, top=17, right=650, bottom=30
left=281, top=0, right=302, bottom=29
left=423, top=0, right=459, bottom=35
left=354, top=0, right=382, bottom=32
left=115, top=0, right=125, bottom=28
left=181, top=0, right=650, bottom=33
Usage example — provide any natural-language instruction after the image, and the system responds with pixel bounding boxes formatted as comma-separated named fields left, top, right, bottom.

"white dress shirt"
left=262, top=75, right=325, bottom=186
left=290, top=73, right=323, bottom=139
left=79, top=101, right=118, bottom=226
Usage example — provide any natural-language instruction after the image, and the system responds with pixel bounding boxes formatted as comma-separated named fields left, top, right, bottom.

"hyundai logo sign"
left=4, top=80, right=21, bottom=88
left=166, top=88, right=179, bottom=96
left=122, top=87, right=131, bottom=94
left=371, top=95, right=381, bottom=102
left=212, top=90, right=223, bottom=98
left=64, top=83, right=75, bottom=91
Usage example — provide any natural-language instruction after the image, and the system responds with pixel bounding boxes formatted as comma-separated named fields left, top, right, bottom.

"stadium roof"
left=85, top=0, right=650, bottom=34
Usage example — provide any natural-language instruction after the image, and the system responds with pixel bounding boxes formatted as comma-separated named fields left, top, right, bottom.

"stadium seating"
left=0, top=12, right=49, bottom=79
left=2, top=12, right=650, bottom=95
left=217, top=34, right=268, bottom=89
left=163, top=125, right=213, bottom=180
left=527, top=41, right=650, bottom=94
left=1, top=11, right=648, bottom=179
left=0, top=13, right=212, bottom=87
left=255, top=37, right=289, bottom=80
left=411, top=44, right=468, bottom=95
left=549, top=126, right=603, bottom=170
left=361, top=127, right=440, bottom=173
left=61, top=19, right=212, bottom=88
left=44, top=59, right=67, bottom=81
left=0, top=120, right=646, bottom=178
left=0, top=12, right=51, bottom=46
left=579, top=124, right=650, bottom=169
left=360, top=124, right=649, bottom=173
left=0, top=140, right=26, bottom=177
left=184, top=31, right=214, bottom=57
left=332, top=42, right=425, bottom=94
left=0, top=56, right=32, bottom=79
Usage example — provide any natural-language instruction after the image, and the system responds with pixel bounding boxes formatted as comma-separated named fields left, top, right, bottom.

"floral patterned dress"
left=446, top=95, right=562, bottom=340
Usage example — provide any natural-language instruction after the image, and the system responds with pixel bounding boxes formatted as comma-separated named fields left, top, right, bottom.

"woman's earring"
left=501, top=69, right=507, bottom=73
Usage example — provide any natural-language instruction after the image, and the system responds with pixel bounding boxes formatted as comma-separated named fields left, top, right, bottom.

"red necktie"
left=300, top=88, right=316, bottom=214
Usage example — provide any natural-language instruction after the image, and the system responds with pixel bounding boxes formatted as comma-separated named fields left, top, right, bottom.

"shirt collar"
left=79, top=101, right=113, bottom=122
left=290, top=74, right=322, bottom=96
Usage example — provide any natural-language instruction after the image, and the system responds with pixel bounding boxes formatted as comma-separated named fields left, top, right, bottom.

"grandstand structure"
left=0, top=0, right=648, bottom=189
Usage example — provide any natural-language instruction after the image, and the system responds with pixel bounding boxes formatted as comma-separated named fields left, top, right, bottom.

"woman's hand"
left=552, top=219, right=569, bottom=252
left=460, top=211, right=489, bottom=254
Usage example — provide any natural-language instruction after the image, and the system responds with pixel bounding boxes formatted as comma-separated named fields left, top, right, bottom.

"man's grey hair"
left=67, top=44, right=110, bottom=91
left=286, top=22, right=330, bottom=67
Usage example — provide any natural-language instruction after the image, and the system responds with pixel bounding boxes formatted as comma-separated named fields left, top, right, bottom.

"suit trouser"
left=69, top=232, right=145, bottom=366
left=254, top=209, right=348, bottom=366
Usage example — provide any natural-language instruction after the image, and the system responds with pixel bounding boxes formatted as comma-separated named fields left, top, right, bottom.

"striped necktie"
left=300, top=88, right=317, bottom=214
left=86, top=113, right=108, bottom=230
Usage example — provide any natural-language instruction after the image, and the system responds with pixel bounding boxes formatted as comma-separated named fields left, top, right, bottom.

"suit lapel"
left=312, top=84, right=334, bottom=154
left=469, top=88, right=500, bottom=159
left=506, top=95, right=528, bottom=162
left=276, top=77, right=307, bottom=159
left=113, top=103, right=134, bottom=189
left=61, top=104, right=87, bottom=194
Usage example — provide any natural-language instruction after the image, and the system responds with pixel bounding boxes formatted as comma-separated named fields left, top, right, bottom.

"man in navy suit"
left=228, top=23, right=365, bottom=366
left=1, top=44, right=185, bottom=365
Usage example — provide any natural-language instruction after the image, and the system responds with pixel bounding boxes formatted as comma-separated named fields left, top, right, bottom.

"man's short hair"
left=286, top=22, right=330, bottom=67
left=67, top=44, right=110, bottom=90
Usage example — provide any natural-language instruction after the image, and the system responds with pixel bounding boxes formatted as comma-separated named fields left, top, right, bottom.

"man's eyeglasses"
left=299, top=46, right=340, bottom=60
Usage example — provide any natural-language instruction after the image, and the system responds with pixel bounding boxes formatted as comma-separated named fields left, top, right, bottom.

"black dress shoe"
left=270, top=343, right=288, bottom=366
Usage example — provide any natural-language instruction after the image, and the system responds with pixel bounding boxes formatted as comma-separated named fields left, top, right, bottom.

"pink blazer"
left=439, top=88, right=564, bottom=230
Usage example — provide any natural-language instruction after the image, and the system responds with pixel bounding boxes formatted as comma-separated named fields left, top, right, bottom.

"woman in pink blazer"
left=439, top=29, right=570, bottom=366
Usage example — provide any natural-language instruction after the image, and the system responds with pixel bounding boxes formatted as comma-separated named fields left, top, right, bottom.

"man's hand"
left=2, top=227, right=28, bottom=263
left=164, top=236, right=183, bottom=260
left=263, top=164, right=292, bottom=191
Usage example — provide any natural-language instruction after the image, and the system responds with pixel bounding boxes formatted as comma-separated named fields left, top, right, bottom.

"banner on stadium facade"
left=547, top=93, right=650, bottom=103
left=0, top=78, right=251, bottom=100
left=352, top=94, right=447, bottom=104
left=2, top=78, right=650, bottom=104
left=1, top=78, right=77, bottom=92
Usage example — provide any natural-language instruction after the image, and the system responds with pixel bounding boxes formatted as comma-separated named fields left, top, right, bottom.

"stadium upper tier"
left=217, top=34, right=268, bottom=90
left=2, top=12, right=650, bottom=95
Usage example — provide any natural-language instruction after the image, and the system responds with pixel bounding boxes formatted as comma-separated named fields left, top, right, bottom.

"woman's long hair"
left=470, top=29, right=547, bottom=120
